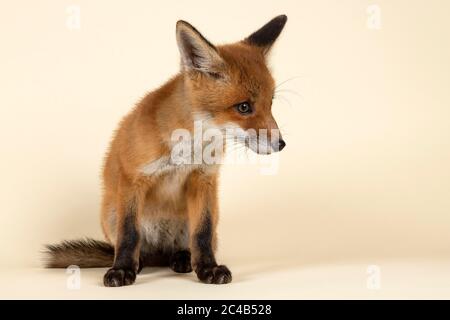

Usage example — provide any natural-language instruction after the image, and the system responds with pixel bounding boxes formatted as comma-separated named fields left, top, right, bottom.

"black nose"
left=278, top=139, right=286, bottom=151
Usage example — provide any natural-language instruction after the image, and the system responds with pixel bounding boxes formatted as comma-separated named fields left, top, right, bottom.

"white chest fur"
left=139, top=215, right=189, bottom=252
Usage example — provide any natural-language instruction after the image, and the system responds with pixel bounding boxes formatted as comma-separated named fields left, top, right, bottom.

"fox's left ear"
left=245, top=15, right=288, bottom=55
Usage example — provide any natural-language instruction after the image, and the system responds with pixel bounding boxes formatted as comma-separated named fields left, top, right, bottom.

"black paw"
left=196, top=264, right=232, bottom=284
left=103, top=268, right=136, bottom=287
left=170, top=250, right=193, bottom=273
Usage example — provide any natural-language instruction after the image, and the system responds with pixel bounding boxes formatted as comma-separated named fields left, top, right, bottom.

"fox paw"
left=170, top=250, right=193, bottom=273
left=196, top=264, right=232, bottom=284
left=103, top=268, right=136, bottom=287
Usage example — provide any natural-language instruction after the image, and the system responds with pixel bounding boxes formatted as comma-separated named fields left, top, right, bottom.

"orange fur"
left=46, top=15, right=288, bottom=286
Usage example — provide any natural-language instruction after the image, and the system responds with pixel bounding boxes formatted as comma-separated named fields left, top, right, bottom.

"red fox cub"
left=45, top=15, right=288, bottom=286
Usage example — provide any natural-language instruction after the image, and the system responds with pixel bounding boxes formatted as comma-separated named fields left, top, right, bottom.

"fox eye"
left=235, top=102, right=252, bottom=115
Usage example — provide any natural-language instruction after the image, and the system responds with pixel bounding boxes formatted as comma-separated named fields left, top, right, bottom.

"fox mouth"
left=244, top=137, right=278, bottom=155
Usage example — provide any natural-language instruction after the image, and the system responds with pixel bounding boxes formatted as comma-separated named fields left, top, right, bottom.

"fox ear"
left=245, top=15, right=287, bottom=55
left=176, top=20, right=224, bottom=77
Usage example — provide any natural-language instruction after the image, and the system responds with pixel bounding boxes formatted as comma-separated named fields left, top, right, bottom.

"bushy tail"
left=44, top=238, right=114, bottom=268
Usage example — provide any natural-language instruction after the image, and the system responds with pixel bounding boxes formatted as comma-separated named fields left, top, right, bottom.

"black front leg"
left=104, top=204, right=141, bottom=287
left=186, top=171, right=232, bottom=284
left=193, top=210, right=232, bottom=284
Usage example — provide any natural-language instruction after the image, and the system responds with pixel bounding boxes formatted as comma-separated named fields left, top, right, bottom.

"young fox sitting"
left=45, top=15, right=288, bottom=286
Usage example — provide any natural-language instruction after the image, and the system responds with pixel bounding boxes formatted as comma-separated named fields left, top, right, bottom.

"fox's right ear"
left=176, top=20, right=225, bottom=77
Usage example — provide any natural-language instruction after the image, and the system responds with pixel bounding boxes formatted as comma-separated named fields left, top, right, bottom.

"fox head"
left=176, top=15, right=287, bottom=155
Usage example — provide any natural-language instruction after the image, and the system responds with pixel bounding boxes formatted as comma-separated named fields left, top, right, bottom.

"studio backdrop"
left=0, top=0, right=449, bottom=299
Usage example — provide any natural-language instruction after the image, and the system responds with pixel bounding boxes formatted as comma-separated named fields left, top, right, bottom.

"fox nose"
left=278, top=139, right=286, bottom=151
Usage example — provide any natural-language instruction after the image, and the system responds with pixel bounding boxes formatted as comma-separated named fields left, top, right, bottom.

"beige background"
left=1, top=0, right=450, bottom=299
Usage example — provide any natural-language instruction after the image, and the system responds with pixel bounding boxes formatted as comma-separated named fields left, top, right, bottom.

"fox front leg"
left=103, top=185, right=143, bottom=287
left=186, top=170, right=232, bottom=284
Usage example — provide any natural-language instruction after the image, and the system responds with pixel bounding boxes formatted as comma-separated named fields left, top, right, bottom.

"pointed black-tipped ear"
left=176, top=20, right=225, bottom=77
left=245, top=15, right=287, bottom=55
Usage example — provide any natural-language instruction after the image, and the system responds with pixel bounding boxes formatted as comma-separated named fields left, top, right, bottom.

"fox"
left=45, top=15, right=288, bottom=287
